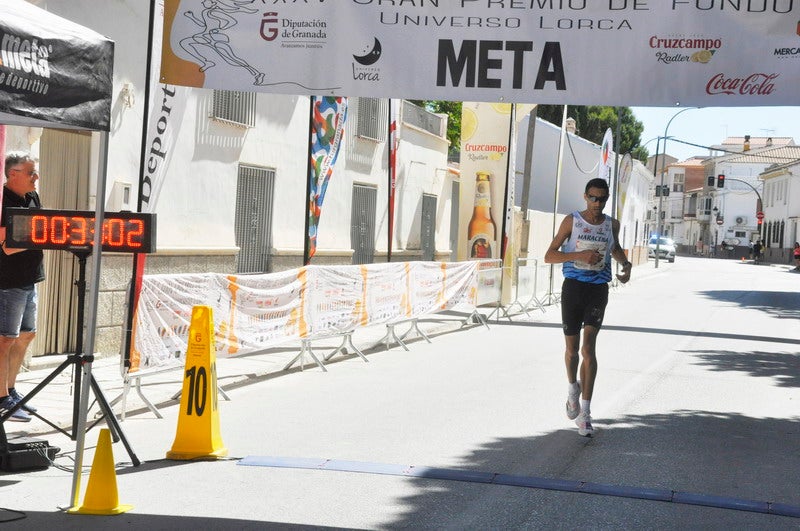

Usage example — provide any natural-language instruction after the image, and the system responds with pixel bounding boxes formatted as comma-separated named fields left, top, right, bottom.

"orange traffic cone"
left=68, top=429, right=133, bottom=515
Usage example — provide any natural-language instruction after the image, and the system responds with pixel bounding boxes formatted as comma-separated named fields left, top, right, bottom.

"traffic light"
left=717, top=174, right=725, bottom=188
left=661, top=185, right=670, bottom=196
left=707, top=175, right=715, bottom=187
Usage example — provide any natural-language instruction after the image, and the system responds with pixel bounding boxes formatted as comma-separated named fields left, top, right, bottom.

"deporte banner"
left=161, top=0, right=800, bottom=106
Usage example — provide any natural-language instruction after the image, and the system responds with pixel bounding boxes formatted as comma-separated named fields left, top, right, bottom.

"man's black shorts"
left=560, top=277, right=609, bottom=335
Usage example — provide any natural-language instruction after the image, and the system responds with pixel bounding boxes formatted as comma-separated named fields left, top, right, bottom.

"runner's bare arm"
left=611, top=219, right=632, bottom=283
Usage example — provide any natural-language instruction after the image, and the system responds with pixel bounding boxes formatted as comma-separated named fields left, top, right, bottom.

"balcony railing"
left=696, top=210, right=712, bottom=221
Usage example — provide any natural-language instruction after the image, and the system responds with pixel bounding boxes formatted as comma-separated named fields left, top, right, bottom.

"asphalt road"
left=2, top=257, right=799, bottom=529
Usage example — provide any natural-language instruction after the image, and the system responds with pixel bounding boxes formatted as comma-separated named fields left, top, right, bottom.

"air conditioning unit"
left=107, top=181, right=132, bottom=212
left=735, top=216, right=747, bottom=225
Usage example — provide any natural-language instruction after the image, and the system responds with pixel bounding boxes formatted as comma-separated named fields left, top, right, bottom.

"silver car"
left=648, top=237, right=676, bottom=263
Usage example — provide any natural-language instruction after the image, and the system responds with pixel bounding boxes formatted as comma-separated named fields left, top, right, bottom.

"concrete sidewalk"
left=9, top=309, right=489, bottom=439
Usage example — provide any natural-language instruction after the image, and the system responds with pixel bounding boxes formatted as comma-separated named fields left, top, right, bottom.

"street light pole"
left=654, top=107, right=697, bottom=268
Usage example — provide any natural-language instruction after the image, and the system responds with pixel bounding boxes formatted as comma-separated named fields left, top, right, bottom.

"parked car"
left=648, top=236, right=676, bottom=262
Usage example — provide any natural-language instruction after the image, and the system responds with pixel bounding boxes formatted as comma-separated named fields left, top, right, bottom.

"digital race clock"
left=5, top=208, right=156, bottom=253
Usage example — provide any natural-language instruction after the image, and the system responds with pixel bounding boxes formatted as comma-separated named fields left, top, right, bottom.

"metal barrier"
left=117, top=260, right=481, bottom=416
left=541, top=262, right=562, bottom=306
left=468, top=259, right=502, bottom=327
left=507, top=258, right=546, bottom=317
left=283, top=327, right=369, bottom=372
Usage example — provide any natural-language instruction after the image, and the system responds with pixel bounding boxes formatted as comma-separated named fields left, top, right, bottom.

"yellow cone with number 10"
left=167, top=305, right=227, bottom=460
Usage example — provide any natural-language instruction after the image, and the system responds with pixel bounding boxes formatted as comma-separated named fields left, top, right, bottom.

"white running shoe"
left=575, top=413, right=594, bottom=437
left=566, top=381, right=581, bottom=420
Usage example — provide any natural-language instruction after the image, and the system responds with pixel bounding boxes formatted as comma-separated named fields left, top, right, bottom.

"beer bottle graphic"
left=468, top=171, right=496, bottom=259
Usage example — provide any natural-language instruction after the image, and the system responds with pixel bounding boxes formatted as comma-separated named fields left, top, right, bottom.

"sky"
left=630, top=106, right=800, bottom=163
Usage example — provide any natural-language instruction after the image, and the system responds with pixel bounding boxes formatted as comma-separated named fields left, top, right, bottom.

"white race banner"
left=162, top=0, right=800, bottom=106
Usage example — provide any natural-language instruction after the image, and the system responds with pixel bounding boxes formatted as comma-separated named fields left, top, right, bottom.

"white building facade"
left=760, top=155, right=800, bottom=263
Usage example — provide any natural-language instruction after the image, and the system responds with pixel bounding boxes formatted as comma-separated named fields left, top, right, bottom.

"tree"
left=411, top=101, right=648, bottom=164
left=536, top=105, right=648, bottom=163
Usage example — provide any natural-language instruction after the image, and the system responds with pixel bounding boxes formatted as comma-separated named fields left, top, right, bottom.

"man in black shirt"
left=0, top=152, right=45, bottom=422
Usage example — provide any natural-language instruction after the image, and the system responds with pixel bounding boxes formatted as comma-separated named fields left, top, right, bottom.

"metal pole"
left=655, top=139, right=665, bottom=268
left=520, top=107, right=538, bottom=222
left=499, top=105, right=516, bottom=261
left=70, top=131, right=111, bottom=507
left=548, top=105, right=568, bottom=302
left=655, top=107, right=696, bottom=268
left=123, top=0, right=157, bottom=371
left=387, top=98, right=393, bottom=262
left=652, top=135, right=660, bottom=265
left=302, top=97, right=315, bottom=265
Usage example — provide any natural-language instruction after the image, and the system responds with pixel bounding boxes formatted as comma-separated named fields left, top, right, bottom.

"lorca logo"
left=352, top=37, right=382, bottom=82
left=0, top=33, right=51, bottom=78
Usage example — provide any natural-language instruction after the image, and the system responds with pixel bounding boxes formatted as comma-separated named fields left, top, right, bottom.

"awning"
left=0, top=0, right=114, bottom=131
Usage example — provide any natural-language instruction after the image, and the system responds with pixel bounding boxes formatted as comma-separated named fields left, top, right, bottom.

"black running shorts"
left=560, top=277, right=609, bottom=335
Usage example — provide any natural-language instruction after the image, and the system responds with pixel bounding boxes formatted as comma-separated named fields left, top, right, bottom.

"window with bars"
left=421, top=194, right=437, bottom=261
left=235, top=165, right=275, bottom=273
left=672, top=172, right=684, bottom=192
left=356, top=97, right=387, bottom=141
left=212, top=90, right=256, bottom=127
left=351, top=184, right=377, bottom=264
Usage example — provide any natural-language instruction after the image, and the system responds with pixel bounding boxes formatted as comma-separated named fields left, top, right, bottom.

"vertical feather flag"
left=598, top=128, right=613, bottom=183
left=306, top=96, right=347, bottom=261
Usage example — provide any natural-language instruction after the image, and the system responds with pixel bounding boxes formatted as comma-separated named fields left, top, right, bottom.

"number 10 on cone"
left=167, top=305, right=228, bottom=460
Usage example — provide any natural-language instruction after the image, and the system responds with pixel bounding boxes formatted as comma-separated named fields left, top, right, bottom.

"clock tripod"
left=0, top=249, right=140, bottom=467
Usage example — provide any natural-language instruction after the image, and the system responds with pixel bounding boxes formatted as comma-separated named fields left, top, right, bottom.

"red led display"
left=5, top=208, right=156, bottom=253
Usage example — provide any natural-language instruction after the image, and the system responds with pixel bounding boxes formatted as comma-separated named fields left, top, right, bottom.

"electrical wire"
left=669, top=138, right=800, bottom=162
left=565, top=130, right=599, bottom=175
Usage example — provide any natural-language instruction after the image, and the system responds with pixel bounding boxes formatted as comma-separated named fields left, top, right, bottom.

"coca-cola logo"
left=705, top=73, right=778, bottom=96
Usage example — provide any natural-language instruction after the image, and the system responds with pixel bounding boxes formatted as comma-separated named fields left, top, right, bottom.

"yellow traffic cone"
left=68, top=428, right=133, bottom=515
left=167, top=306, right=228, bottom=460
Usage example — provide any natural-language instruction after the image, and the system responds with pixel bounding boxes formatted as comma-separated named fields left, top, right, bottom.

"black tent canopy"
left=0, top=0, right=113, bottom=130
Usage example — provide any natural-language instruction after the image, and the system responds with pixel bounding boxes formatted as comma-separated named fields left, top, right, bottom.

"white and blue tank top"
left=561, top=211, right=614, bottom=284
